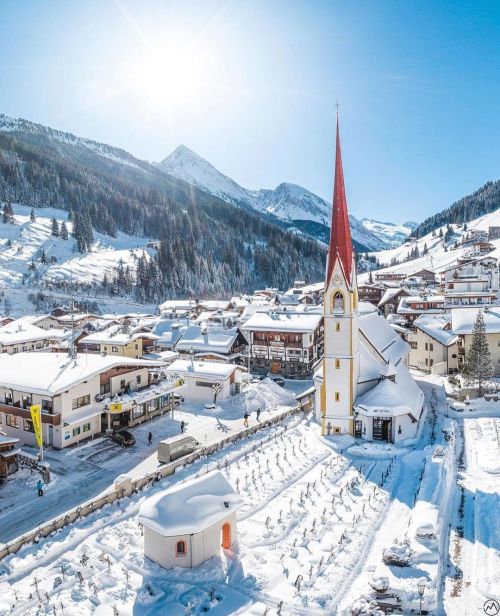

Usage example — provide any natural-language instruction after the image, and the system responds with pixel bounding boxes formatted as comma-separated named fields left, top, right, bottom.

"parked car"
left=204, top=402, right=216, bottom=410
left=158, top=435, right=201, bottom=463
left=173, top=393, right=184, bottom=405
left=110, top=430, right=136, bottom=447
left=271, top=376, right=286, bottom=387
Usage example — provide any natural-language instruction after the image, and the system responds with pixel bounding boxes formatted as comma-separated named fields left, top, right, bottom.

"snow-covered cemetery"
left=0, top=114, right=498, bottom=616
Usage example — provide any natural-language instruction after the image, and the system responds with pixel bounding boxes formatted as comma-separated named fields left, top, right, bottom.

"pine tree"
left=40, top=249, right=48, bottom=264
left=51, top=218, right=60, bottom=237
left=368, top=270, right=374, bottom=284
left=30, top=208, right=36, bottom=223
left=60, top=221, right=69, bottom=240
left=3, top=202, right=14, bottom=224
left=462, top=310, right=493, bottom=396
left=423, top=243, right=428, bottom=255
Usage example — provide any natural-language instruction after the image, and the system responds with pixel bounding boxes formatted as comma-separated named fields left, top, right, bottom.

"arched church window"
left=332, top=291, right=345, bottom=314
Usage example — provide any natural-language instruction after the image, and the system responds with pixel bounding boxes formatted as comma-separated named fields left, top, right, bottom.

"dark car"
left=271, top=376, right=286, bottom=387
left=110, top=430, right=136, bottom=447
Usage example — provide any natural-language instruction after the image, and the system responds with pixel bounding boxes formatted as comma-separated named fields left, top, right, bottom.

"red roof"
left=326, top=117, right=353, bottom=286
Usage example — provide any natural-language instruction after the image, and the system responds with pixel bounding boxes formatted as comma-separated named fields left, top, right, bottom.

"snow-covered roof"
left=0, top=353, right=162, bottom=396
left=355, top=366, right=423, bottom=417
left=165, top=359, right=244, bottom=380
left=359, top=311, right=409, bottom=366
left=242, top=311, right=322, bottom=333
left=175, top=325, right=242, bottom=354
left=377, top=287, right=407, bottom=307
left=451, top=306, right=500, bottom=335
left=414, top=314, right=458, bottom=346
left=79, top=325, right=158, bottom=346
left=0, top=322, right=53, bottom=346
left=138, top=470, right=243, bottom=536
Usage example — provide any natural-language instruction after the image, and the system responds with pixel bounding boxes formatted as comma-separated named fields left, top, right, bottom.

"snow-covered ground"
left=0, top=204, right=156, bottom=315
left=0, top=374, right=498, bottom=616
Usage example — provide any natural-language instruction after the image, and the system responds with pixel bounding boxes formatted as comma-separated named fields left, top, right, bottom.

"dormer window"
left=332, top=291, right=345, bottom=314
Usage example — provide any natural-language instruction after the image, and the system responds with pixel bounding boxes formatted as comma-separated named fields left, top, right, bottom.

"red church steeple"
left=326, top=115, right=354, bottom=286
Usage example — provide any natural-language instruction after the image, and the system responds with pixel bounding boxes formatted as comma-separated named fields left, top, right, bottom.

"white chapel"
left=313, top=118, right=424, bottom=443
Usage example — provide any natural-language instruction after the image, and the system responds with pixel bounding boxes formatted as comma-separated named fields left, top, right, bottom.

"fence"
left=0, top=404, right=303, bottom=562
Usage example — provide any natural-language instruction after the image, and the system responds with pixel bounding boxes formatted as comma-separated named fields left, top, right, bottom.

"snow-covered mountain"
left=158, top=145, right=388, bottom=251
left=361, top=218, right=418, bottom=248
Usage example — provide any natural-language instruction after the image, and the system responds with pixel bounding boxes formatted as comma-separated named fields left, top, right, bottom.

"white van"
left=157, top=435, right=201, bottom=464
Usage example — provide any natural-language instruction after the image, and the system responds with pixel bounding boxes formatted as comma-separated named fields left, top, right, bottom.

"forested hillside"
left=0, top=116, right=325, bottom=299
left=412, top=179, right=500, bottom=238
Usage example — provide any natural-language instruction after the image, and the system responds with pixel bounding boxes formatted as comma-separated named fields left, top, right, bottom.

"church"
left=313, top=118, right=424, bottom=443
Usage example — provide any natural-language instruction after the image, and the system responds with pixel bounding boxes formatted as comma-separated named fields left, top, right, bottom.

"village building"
left=377, top=287, right=412, bottom=317
left=242, top=310, right=324, bottom=377
left=313, top=117, right=423, bottom=443
left=0, top=352, right=171, bottom=448
left=151, top=318, right=189, bottom=350
left=165, top=359, right=246, bottom=402
left=358, top=284, right=386, bottom=307
left=408, top=314, right=459, bottom=374
left=444, top=275, right=497, bottom=309
left=374, top=271, right=406, bottom=282
left=174, top=325, right=247, bottom=363
left=0, top=434, right=20, bottom=479
left=452, top=306, right=500, bottom=375
left=77, top=325, right=160, bottom=358
left=0, top=321, right=64, bottom=355
left=397, top=294, right=446, bottom=325
left=139, top=471, right=243, bottom=569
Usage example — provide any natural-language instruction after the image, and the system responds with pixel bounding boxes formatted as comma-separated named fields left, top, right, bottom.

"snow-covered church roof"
left=138, top=471, right=243, bottom=536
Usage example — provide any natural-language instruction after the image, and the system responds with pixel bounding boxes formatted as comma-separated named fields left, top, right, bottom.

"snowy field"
left=0, top=204, right=156, bottom=315
left=0, top=375, right=498, bottom=616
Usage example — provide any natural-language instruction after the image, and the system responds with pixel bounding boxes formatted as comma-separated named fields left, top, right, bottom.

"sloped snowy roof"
left=378, top=287, right=407, bottom=307
left=138, top=471, right=243, bottom=536
left=165, top=359, right=245, bottom=380
left=414, top=314, right=458, bottom=346
left=0, top=323, right=53, bottom=345
left=79, top=325, right=158, bottom=346
left=358, top=346, right=383, bottom=383
left=175, top=325, right=241, bottom=354
left=359, top=311, right=409, bottom=365
left=451, top=306, right=500, bottom=335
left=355, top=365, right=423, bottom=417
left=0, top=353, right=162, bottom=396
left=242, top=311, right=322, bottom=333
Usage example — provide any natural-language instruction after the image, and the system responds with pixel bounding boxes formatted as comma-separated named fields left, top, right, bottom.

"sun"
left=134, top=41, right=205, bottom=105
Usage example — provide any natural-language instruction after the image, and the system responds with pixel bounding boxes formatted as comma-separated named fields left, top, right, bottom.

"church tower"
left=317, top=115, right=359, bottom=436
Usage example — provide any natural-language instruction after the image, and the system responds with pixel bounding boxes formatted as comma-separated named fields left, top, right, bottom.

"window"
left=424, top=343, right=428, bottom=351
left=5, top=392, right=13, bottom=405
left=135, top=344, right=138, bottom=350
left=335, top=392, right=340, bottom=402
left=336, top=323, right=341, bottom=332
left=42, top=399, right=53, bottom=412
left=120, top=379, right=126, bottom=389
left=112, top=346, right=118, bottom=353
left=82, top=423, right=91, bottom=432
left=6, top=414, right=19, bottom=428
left=24, top=419, right=34, bottom=432
left=195, top=381, right=215, bottom=388
left=21, top=395, right=32, bottom=409
left=430, top=359, right=434, bottom=367
left=22, top=346, right=27, bottom=352
left=72, top=394, right=90, bottom=409
left=136, top=375, right=141, bottom=385
left=72, top=426, right=81, bottom=437
left=176, top=541, right=187, bottom=556
left=335, top=359, right=340, bottom=369
left=274, top=335, right=281, bottom=342
left=100, top=383, right=110, bottom=395
left=332, top=291, right=345, bottom=314
left=430, top=343, right=434, bottom=351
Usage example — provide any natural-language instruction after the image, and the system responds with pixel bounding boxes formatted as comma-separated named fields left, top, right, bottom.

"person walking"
left=148, top=432, right=153, bottom=446
left=180, top=420, right=185, bottom=434
left=36, top=479, right=44, bottom=497
left=256, top=407, right=261, bottom=422
left=243, top=412, right=249, bottom=428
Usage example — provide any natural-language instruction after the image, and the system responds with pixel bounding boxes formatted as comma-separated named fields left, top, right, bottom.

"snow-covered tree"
left=462, top=310, right=493, bottom=396
left=2, top=202, right=14, bottom=224
left=51, top=218, right=60, bottom=237
left=212, top=381, right=223, bottom=404
left=60, top=221, right=69, bottom=240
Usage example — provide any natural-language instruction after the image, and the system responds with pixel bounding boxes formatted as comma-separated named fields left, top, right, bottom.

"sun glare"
left=134, top=41, right=205, bottom=105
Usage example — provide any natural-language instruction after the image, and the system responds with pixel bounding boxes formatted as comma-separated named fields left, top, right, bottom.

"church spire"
left=326, top=114, right=354, bottom=286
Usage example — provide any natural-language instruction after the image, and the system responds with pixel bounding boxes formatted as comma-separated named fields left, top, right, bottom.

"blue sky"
left=0, top=0, right=499, bottom=222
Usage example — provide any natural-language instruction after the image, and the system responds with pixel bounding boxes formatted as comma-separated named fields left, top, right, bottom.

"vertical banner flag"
left=30, top=404, right=43, bottom=448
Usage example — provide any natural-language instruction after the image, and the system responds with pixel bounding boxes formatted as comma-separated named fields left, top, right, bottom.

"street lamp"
left=417, top=578, right=426, bottom=615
